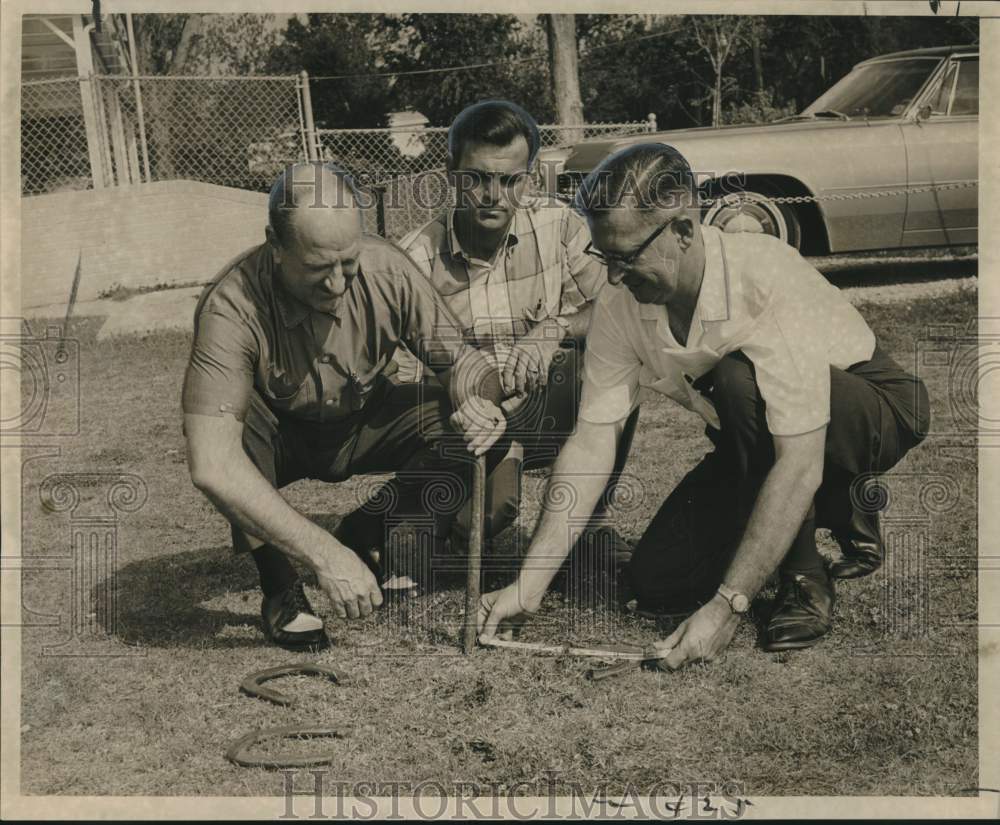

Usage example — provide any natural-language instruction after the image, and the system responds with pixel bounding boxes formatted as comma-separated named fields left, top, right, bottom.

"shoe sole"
left=761, top=635, right=829, bottom=652
left=265, top=633, right=332, bottom=653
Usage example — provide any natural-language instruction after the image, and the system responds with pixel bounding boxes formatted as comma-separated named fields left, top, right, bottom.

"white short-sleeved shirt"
left=579, top=226, right=876, bottom=436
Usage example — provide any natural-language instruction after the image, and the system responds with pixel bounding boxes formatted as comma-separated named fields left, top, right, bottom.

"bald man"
left=182, top=163, right=507, bottom=651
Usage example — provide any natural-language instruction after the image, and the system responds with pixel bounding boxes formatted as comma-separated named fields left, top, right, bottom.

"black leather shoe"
left=763, top=569, right=835, bottom=651
left=829, top=508, right=883, bottom=580
left=261, top=580, right=330, bottom=652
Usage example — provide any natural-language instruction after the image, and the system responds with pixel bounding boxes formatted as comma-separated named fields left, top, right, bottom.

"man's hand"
left=309, top=533, right=384, bottom=620
left=499, top=334, right=561, bottom=399
left=652, top=595, right=739, bottom=670
left=477, top=582, right=542, bottom=640
left=394, top=350, right=424, bottom=384
left=450, top=395, right=506, bottom=455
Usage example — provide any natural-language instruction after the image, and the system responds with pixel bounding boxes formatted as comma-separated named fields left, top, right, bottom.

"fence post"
left=300, top=70, right=319, bottom=161
left=646, top=112, right=658, bottom=132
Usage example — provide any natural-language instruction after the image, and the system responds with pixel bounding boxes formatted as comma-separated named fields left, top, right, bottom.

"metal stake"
left=463, top=454, right=487, bottom=653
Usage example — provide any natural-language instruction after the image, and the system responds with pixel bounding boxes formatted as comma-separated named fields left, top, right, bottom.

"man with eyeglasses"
left=478, top=143, right=930, bottom=667
left=395, top=100, right=638, bottom=570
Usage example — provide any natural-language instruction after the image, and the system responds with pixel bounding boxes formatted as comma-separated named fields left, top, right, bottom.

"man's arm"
left=561, top=302, right=593, bottom=341
left=478, top=415, right=627, bottom=638
left=181, top=306, right=382, bottom=619
left=725, top=427, right=826, bottom=596
left=657, top=425, right=825, bottom=669
left=185, top=412, right=383, bottom=619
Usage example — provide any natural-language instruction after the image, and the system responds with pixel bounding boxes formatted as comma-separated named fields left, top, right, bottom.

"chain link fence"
left=21, top=78, right=94, bottom=194
left=21, top=75, right=304, bottom=195
left=316, top=122, right=655, bottom=239
left=21, top=74, right=653, bottom=241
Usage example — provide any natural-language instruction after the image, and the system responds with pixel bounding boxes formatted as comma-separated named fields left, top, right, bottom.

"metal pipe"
left=125, top=13, right=152, bottom=182
left=462, top=454, right=486, bottom=653
left=300, top=70, right=319, bottom=161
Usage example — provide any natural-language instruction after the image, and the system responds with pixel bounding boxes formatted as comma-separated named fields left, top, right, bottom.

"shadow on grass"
left=822, top=257, right=977, bottom=288
left=105, top=544, right=264, bottom=649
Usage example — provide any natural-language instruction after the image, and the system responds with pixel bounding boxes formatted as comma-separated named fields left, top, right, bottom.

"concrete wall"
left=20, top=180, right=267, bottom=309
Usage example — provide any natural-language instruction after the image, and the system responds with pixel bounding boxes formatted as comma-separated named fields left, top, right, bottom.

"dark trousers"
left=232, top=378, right=504, bottom=567
left=445, top=344, right=640, bottom=543
left=626, top=345, right=930, bottom=613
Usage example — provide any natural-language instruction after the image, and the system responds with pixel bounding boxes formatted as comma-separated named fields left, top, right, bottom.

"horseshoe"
left=226, top=726, right=346, bottom=769
left=238, top=663, right=342, bottom=707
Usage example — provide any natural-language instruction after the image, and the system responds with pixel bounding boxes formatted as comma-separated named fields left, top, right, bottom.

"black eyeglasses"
left=584, top=218, right=674, bottom=268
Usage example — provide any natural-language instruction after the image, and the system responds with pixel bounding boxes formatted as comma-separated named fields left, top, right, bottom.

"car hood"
left=563, top=118, right=880, bottom=172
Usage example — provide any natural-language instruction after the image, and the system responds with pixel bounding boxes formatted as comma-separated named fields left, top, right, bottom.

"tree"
left=688, top=16, right=749, bottom=126
left=130, top=14, right=286, bottom=180
left=378, top=14, right=552, bottom=125
left=545, top=15, right=584, bottom=141
left=576, top=15, right=692, bottom=127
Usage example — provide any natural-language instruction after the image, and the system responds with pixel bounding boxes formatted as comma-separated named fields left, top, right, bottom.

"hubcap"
left=704, top=192, right=788, bottom=242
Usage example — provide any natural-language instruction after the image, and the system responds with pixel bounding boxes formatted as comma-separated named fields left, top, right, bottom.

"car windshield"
left=801, top=58, right=941, bottom=119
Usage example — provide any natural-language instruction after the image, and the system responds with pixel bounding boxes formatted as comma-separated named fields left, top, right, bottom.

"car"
left=556, top=46, right=978, bottom=254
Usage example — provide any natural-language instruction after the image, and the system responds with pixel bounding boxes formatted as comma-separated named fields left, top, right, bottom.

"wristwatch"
left=717, top=583, right=750, bottom=615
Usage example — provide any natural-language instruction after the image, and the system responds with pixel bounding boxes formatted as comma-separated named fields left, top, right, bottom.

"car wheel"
left=703, top=190, right=802, bottom=250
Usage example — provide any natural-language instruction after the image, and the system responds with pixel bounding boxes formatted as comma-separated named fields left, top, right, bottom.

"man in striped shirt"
left=395, top=100, right=638, bottom=557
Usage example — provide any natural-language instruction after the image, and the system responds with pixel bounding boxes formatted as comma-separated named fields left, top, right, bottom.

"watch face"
left=732, top=594, right=750, bottom=614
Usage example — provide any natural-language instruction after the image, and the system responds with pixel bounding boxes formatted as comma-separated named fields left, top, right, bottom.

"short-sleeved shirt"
left=580, top=226, right=877, bottom=436
left=181, top=237, right=469, bottom=424
left=400, top=195, right=606, bottom=348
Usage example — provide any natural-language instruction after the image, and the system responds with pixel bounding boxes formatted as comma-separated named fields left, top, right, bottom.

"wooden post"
left=125, top=13, right=152, bottom=182
left=463, top=454, right=487, bottom=654
left=72, top=16, right=106, bottom=188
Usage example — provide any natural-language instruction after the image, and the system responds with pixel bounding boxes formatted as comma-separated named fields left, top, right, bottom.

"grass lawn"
left=17, top=286, right=978, bottom=798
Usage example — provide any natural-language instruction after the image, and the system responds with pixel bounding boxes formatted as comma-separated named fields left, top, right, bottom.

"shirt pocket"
left=264, top=370, right=317, bottom=414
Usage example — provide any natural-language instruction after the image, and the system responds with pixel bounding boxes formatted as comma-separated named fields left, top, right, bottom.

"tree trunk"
left=134, top=15, right=206, bottom=180
left=752, top=33, right=764, bottom=92
left=546, top=14, right=584, bottom=145
left=713, top=66, right=723, bottom=126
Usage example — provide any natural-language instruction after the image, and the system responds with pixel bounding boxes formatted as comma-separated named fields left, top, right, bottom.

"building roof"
left=22, top=14, right=130, bottom=81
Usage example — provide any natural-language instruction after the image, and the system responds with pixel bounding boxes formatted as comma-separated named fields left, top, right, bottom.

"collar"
left=261, top=246, right=311, bottom=329
left=635, top=227, right=731, bottom=327
left=695, top=226, right=731, bottom=324
left=446, top=208, right=520, bottom=263
left=273, top=278, right=311, bottom=328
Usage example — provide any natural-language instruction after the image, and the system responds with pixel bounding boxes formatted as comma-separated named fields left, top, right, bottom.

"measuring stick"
left=479, top=636, right=664, bottom=662
left=462, top=453, right=487, bottom=654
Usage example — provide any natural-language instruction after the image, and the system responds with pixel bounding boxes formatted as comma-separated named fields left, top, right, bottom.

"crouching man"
left=478, top=144, right=929, bottom=666
left=182, top=163, right=507, bottom=651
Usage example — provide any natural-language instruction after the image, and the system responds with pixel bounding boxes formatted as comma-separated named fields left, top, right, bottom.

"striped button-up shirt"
left=395, top=194, right=605, bottom=373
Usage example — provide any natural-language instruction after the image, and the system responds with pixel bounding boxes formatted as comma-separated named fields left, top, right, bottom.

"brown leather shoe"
left=762, top=569, right=835, bottom=651
left=829, top=509, right=883, bottom=580
left=261, top=580, right=330, bottom=652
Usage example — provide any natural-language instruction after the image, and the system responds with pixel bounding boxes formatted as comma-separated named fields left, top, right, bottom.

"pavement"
left=24, top=286, right=203, bottom=340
